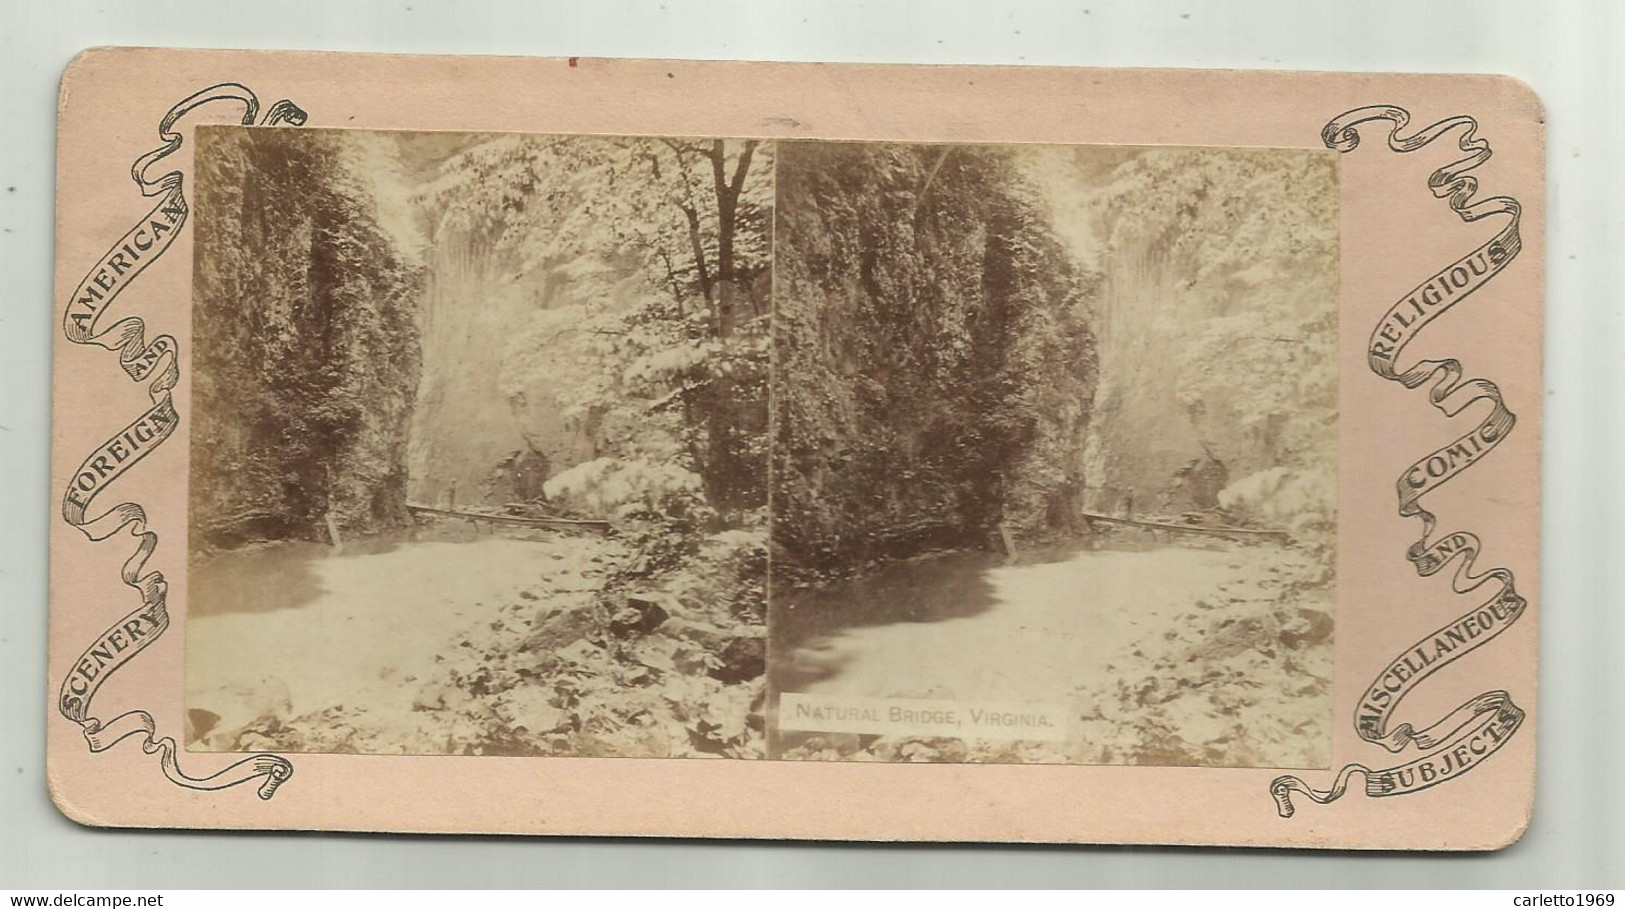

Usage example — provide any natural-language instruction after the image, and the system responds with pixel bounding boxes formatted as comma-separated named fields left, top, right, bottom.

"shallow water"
left=768, top=537, right=1265, bottom=754
left=187, top=524, right=568, bottom=618
left=185, top=531, right=608, bottom=748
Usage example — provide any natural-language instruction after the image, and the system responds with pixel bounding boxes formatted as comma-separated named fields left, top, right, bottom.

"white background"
left=2, top=0, right=1620, bottom=888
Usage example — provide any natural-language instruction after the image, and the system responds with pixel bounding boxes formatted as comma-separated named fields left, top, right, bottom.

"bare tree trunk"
left=708, top=139, right=757, bottom=339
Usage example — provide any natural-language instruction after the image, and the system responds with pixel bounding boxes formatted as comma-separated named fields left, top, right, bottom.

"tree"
left=420, top=135, right=773, bottom=519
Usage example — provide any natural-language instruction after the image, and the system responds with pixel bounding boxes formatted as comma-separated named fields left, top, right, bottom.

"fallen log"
left=406, top=503, right=612, bottom=532
left=1081, top=511, right=1289, bottom=541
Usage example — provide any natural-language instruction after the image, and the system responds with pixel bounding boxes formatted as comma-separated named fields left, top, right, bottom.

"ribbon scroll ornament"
left=1271, top=105, right=1531, bottom=816
left=59, top=84, right=306, bottom=799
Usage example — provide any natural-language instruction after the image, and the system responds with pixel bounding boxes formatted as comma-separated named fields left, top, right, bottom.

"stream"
left=769, top=537, right=1308, bottom=760
left=185, top=528, right=617, bottom=750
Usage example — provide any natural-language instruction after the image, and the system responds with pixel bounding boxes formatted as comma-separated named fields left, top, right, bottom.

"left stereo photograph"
left=185, top=127, right=774, bottom=759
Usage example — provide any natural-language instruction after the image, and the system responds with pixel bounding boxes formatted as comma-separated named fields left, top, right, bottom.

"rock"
left=620, top=663, right=657, bottom=686
left=1293, top=611, right=1332, bottom=647
left=629, top=637, right=681, bottom=673
left=637, top=724, right=675, bottom=757
left=609, top=607, right=645, bottom=634
left=1281, top=608, right=1334, bottom=649
left=556, top=639, right=605, bottom=666
left=494, top=690, right=568, bottom=736
left=524, top=602, right=600, bottom=652
left=708, top=634, right=766, bottom=684
left=544, top=734, right=573, bottom=753
left=610, top=593, right=670, bottom=637
left=236, top=732, right=282, bottom=752
left=662, top=616, right=731, bottom=650
left=413, top=682, right=452, bottom=711
left=671, top=643, right=715, bottom=676
left=627, top=591, right=675, bottom=614
left=895, top=736, right=969, bottom=763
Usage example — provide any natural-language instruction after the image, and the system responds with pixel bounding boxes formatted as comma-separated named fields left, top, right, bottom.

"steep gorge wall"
left=190, top=127, right=424, bottom=548
left=773, top=143, right=1099, bottom=576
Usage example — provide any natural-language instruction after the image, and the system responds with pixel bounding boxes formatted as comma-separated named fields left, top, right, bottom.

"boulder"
left=1280, top=608, right=1334, bottom=649
left=708, top=634, right=766, bottom=684
left=661, top=616, right=732, bottom=650
left=524, top=602, right=601, bottom=652
left=609, top=593, right=670, bottom=637
left=626, top=592, right=672, bottom=612
left=493, top=688, right=570, bottom=736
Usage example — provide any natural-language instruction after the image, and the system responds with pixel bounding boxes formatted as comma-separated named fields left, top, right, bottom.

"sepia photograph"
left=768, top=141, right=1339, bottom=767
left=185, top=127, right=772, bottom=758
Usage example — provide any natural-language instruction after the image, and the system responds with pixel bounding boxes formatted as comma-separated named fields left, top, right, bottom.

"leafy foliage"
left=420, top=136, right=773, bottom=517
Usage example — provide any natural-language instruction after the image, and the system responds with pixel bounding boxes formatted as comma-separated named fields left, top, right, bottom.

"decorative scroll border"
left=1271, top=105, right=1531, bottom=816
left=57, top=83, right=307, bottom=799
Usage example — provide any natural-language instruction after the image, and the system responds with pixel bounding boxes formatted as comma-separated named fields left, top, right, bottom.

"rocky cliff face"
left=191, top=127, right=425, bottom=549
left=772, top=142, right=1099, bottom=577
